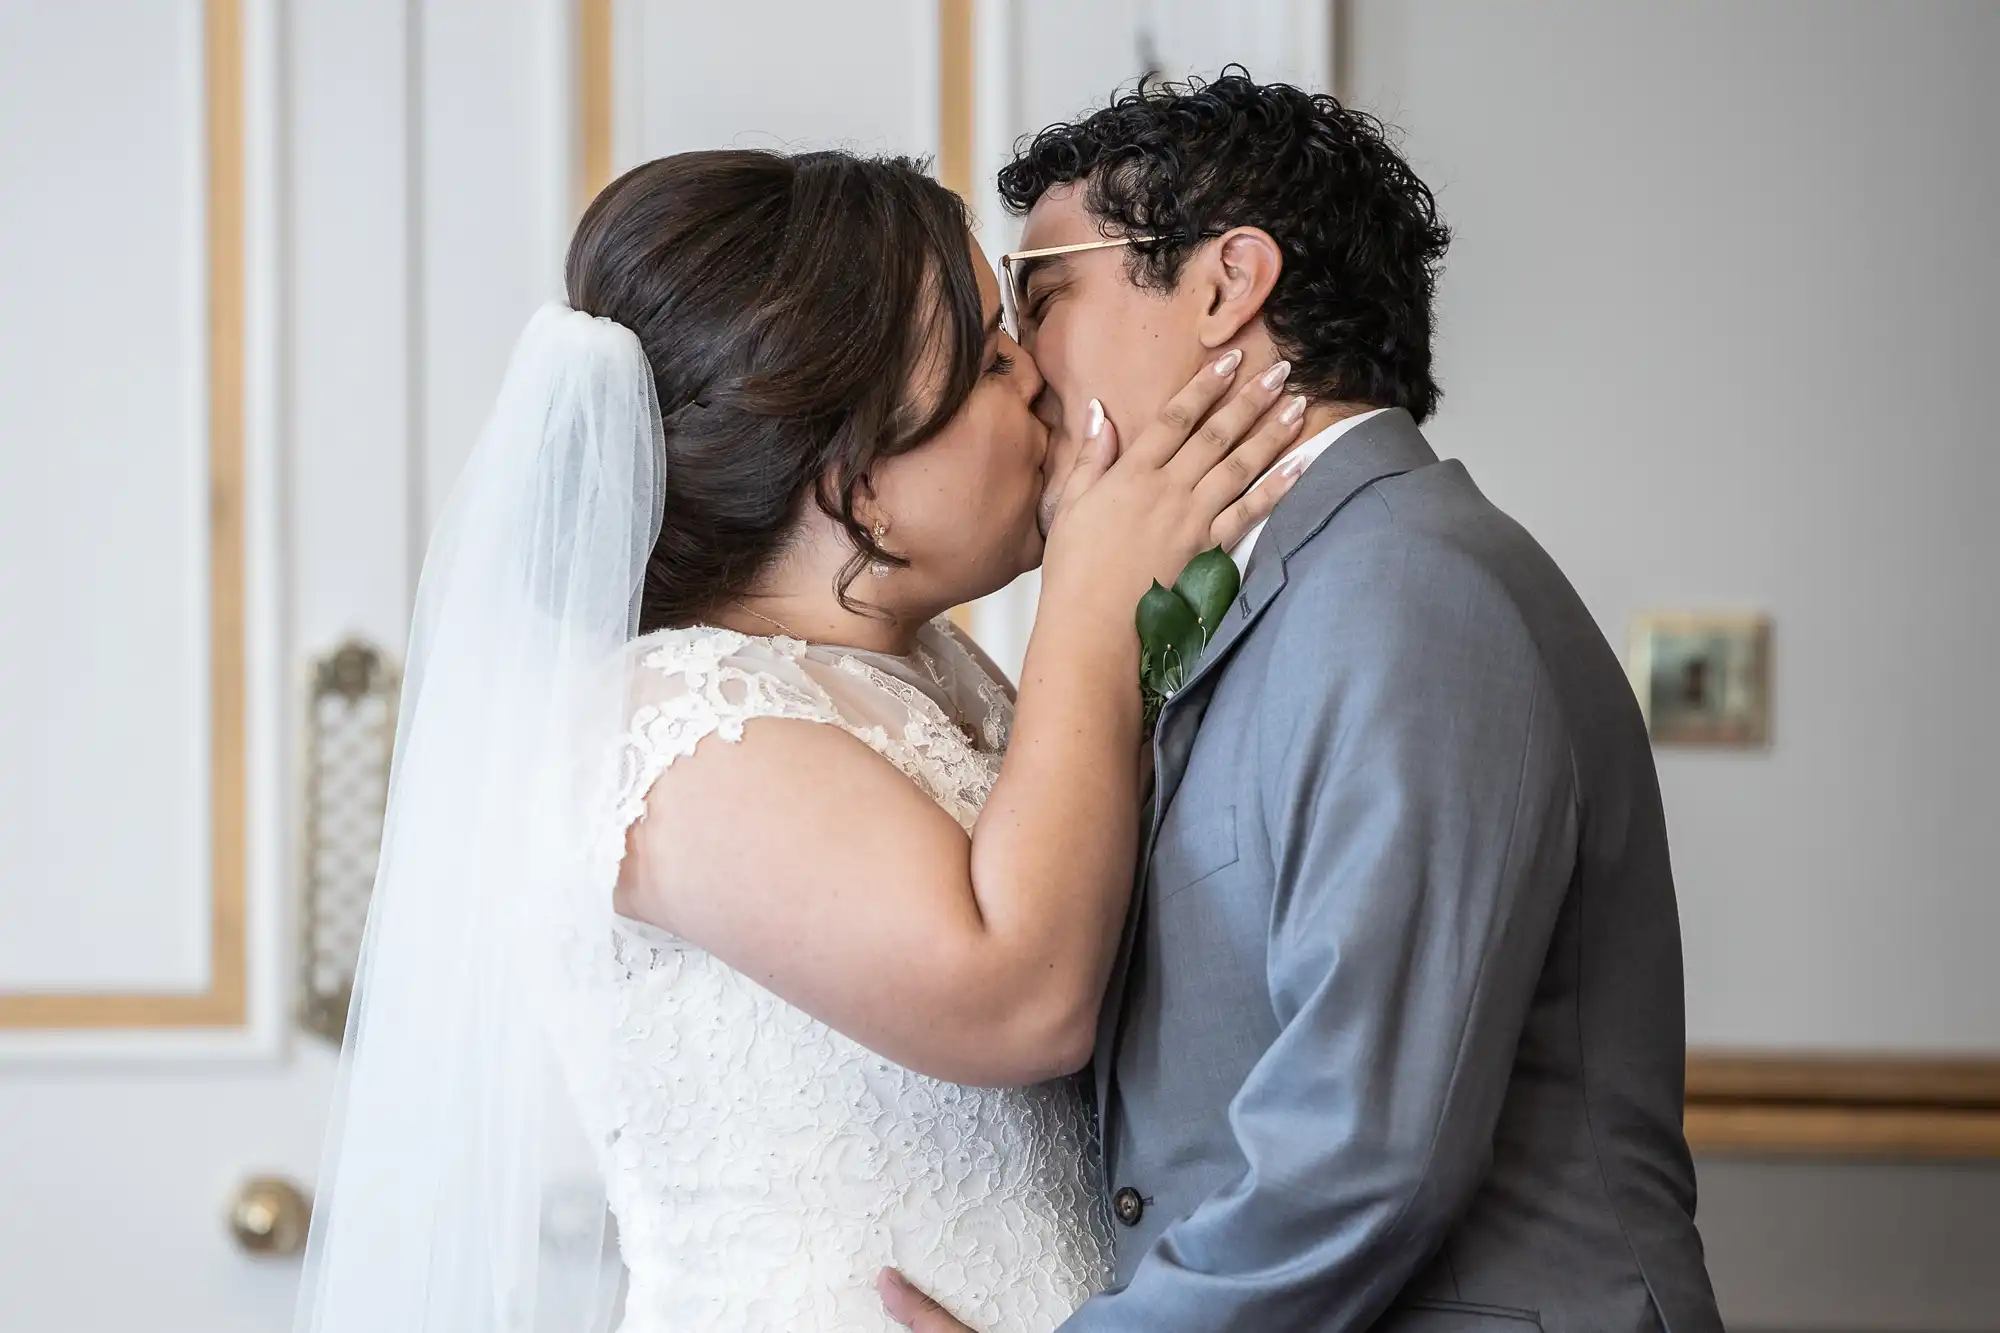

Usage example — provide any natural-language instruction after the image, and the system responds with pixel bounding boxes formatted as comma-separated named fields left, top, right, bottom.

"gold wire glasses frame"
left=998, top=235, right=1158, bottom=338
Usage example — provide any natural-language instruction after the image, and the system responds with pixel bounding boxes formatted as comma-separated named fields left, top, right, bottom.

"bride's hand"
left=1041, top=351, right=1309, bottom=614
left=879, top=1269, right=977, bottom=1333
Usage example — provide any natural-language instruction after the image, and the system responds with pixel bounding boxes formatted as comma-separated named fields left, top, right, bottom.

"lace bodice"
left=580, top=618, right=1112, bottom=1333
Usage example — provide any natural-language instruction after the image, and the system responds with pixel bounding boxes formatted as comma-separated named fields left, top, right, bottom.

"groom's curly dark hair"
left=998, top=69, right=1451, bottom=423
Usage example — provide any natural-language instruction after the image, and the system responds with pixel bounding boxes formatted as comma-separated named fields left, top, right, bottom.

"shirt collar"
left=1227, top=407, right=1393, bottom=570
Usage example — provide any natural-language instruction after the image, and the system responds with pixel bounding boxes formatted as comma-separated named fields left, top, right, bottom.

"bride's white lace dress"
left=579, top=617, right=1113, bottom=1333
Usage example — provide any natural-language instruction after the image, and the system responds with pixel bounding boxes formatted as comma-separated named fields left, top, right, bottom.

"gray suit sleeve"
left=1064, top=533, right=1580, bottom=1332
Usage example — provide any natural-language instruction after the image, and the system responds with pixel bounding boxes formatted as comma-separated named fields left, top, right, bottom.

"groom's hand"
left=877, top=1269, right=977, bottom=1333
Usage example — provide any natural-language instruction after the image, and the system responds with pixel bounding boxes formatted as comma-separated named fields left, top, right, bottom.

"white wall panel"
left=416, top=0, right=571, bottom=529
left=289, top=0, right=418, bottom=655
left=1346, top=0, right=2000, bottom=1053
left=0, top=0, right=212, bottom=992
left=623, top=0, right=938, bottom=165
left=1343, top=4, right=2000, bottom=1323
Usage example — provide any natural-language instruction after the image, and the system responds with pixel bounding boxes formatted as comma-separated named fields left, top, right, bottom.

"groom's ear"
left=1192, top=226, right=1284, bottom=350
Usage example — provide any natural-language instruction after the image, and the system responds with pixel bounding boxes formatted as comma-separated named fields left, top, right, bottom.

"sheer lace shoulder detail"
left=924, top=615, right=1014, bottom=751
left=828, top=650, right=998, bottom=831
left=610, top=627, right=842, bottom=837
left=613, top=622, right=1013, bottom=840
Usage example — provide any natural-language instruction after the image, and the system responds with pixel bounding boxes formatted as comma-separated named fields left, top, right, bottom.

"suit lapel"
left=1092, top=409, right=1439, bottom=1161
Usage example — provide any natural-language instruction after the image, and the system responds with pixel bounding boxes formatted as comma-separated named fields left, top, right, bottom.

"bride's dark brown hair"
left=565, top=149, right=986, bottom=632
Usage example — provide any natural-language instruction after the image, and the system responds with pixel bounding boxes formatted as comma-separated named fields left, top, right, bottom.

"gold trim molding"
left=0, top=0, right=248, bottom=1030
left=579, top=0, right=614, bottom=206
left=1688, top=1052, right=2000, bottom=1107
left=576, top=0, right=977, bottom=209
left=1687, top=1103, right=2000, bottom=1160
left=936, top=0, right=975, bottom=201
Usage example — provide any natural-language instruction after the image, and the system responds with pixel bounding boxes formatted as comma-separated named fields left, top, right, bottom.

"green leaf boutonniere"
left=1136, top=547, right=1240, bottom=732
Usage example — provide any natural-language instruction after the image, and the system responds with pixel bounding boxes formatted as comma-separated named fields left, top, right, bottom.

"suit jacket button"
left=1112, top=1186, right=1144, bottom=1227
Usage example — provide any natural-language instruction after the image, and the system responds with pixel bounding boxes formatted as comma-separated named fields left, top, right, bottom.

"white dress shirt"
left=1227, top=407, right=1391, bottom=572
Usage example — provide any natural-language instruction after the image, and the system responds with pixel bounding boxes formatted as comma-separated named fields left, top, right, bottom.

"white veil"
left=293, top=303, right=665, bottom=1333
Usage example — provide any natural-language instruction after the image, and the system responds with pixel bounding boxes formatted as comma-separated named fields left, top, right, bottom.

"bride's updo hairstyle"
left=566, top=149, right=987, bottom=632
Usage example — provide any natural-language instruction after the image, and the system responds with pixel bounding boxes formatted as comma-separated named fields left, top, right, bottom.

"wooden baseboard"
left=1685, top=1052, right=2000, bottom=1158
left=1687, top=1053, right=2000, bottom=1108
left=1686, top=1102, right=2000, bottom=1159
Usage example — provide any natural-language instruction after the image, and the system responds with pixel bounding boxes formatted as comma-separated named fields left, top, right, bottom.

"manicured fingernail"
left=1280, top=394, right=1307, bottom=424
left=1085, top=397, right=1105, bottom=438
left=1212, top=348, right=1243, bottom=376
left=1260, top=360, right=1293, bottom=390
left=1280, top=449, right=1311, bottom=478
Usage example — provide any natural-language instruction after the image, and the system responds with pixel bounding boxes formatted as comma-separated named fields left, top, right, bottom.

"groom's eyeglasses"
left=999, top=236, right=1157, bottom=340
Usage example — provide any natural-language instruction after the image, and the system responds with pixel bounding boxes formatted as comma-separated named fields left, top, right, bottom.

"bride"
left=293, top=149, right=1308, bottom=1333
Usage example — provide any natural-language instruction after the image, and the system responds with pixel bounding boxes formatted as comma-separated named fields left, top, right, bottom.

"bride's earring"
left=869, top=520, right=893, bottom=579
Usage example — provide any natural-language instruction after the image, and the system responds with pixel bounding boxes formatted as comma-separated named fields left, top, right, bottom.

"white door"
left=0, top=4, right=1327, bottom=1327
left=0, top=2, right=568, bottom=1329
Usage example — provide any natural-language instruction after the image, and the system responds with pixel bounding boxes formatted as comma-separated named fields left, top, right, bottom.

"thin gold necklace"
left=731, top=602, right=979, bottom=747
left=731, top=601, right=807, bottom=641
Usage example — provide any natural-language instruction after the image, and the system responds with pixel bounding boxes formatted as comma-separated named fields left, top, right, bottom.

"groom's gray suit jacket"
left=1062, top=410, right=1722, bottom=1333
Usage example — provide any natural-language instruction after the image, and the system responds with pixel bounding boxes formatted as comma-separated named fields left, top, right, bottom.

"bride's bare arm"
left=621, top=358, right=1309, bottom=1087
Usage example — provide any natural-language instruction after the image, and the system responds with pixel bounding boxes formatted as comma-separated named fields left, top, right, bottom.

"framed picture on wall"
left=1628, top=612, right=1772, bottom=747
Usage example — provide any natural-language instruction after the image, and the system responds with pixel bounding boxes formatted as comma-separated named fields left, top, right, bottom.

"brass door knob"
left=227, top=1175, right=312, bottom=1256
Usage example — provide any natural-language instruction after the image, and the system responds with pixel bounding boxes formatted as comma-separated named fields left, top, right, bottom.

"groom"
left=884, top=74, right=1724, bottom=1333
